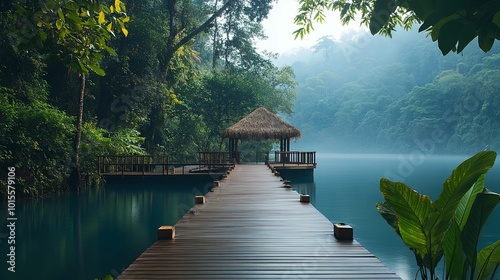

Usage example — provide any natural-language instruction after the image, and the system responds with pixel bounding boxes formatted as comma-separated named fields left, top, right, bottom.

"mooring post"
left=334, top=223, right=353, bottom=240
left=299, top=194, right=310, bottom=203
left=195, top=196, right=205, bottom=204
left=158, top=226, right=175, bottom=240
left=283, top=180, right=291, bottom=188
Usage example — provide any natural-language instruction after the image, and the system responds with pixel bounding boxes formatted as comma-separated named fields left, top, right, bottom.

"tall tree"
left=4, top=0, right=129, bottom=188
left=142, top=0, right=278, bottom=153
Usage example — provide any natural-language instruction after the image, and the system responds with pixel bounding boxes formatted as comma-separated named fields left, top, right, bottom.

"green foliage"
left=376, top=151, right=500, bottom=279
left=6, top=0, right=129, bottom=75
left=0, top=0, right=294, bottom=197
left=288, top=32, right=500, bottom=153
left=294, top=0, right=417, bottom=38
left=187, top=68, right=296, bottom=145
left=294, top=0, right=500, bottom=54
left=0, top=35, right=49, bottom=103
left=80, top=122, right=145, bottom=185
left=0, top=93, right=75, bottom=197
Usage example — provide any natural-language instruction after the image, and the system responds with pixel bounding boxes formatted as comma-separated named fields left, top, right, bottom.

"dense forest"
left=286, top=29, right=500, bottom=154
left=0, top=0, right=295, bottom=197
left=2, top=0, right=500, bottom=197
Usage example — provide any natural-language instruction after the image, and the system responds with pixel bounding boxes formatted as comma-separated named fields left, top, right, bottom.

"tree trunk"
left=75, top=73, right=85, bottom=167
left=212, top=0, right=220, bottom=68
left=70, top=73, right=85, bottom=190
left=161, top=0, right=237, bottom=81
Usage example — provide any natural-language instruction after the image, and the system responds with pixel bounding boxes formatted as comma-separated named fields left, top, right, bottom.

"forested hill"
left=0, top=0, right=293, bottom=197
left=283, top=29, right=500, bottom=154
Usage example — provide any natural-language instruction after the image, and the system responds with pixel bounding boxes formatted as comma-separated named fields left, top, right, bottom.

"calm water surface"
left=1, top=154, right=499, bottom=280
left=293, top=153, right=500, bottom=280
left=0, top=180, right=212, bottom=280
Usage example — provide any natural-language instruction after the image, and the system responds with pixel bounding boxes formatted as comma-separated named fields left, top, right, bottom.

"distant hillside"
left=282, top=28, right=500, bottom=154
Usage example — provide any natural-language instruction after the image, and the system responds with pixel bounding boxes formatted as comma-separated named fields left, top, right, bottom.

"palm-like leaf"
left=476, top=240, right=500, bottom=280
left=455, top=175, right=486, bottom=230
left=444, top=221, right=464, bottom=279
left=444, top=176, right=484, bottom=279
left=429, top=151, right=496, bottom=267
left=378, top=151, right=497, bottom=277
left=462, top=191, right=500, bottom=276
left=380, top=178, right=432, bottom=259
left=433, top=151, right=496, bottom=229
left=376, top=201, right=400, bottom=236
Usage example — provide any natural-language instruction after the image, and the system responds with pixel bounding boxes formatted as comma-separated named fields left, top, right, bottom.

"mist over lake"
left=293, top=153, right=500, bottom=280
left=3, top=1, right=500, bottom=279
left=282, top=28, right=500, bottom=155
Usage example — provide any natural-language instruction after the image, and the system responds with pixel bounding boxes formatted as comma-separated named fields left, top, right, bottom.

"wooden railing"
left=97, top=155, right=233, bottom=176
left=198, top=152, right=231, bottom=165
left=269, top=151, right=316, bottom=166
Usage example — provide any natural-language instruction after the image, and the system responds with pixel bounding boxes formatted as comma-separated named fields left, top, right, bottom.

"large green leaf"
left=433, top=151, right=496, bottom=238
left=444, top=221, right=464, bottom=279
left=369, top=0, right=397, bottom=35
left=457, top=21, right=480, bottom=53
left=462, top=191, right=500, bottom=275
left=437, top=19, right=462, bottom=55
left=376, top=201, right=400, bottom=236
left=88, top=63, right=106, bottom=76
left=380, top=178, right=432, bottom=258
left=408, top=0, right=437, bottom=19
left=476, top=240, right=500, bottom=280
left=493, top=11, right=500, bottom=28
left=418, top=0, right=465, bottom=32
left=479, top=33, right=495, bottom=52
left=428, top=14, right=460, bottom=42
left=455, top=175, right=485, bottom=230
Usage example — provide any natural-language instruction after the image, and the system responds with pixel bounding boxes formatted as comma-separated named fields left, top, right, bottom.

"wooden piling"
left=158, top=226, right=175, bottom=240
left=118, top=164, right=400, bottom=280
left=334, top=223, right=353, bottom=240
left=300, top=194, right=310, bottom=203
left=195, top=196, right=205, bottom=204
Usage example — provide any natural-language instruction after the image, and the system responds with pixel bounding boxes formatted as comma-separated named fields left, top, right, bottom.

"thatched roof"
left=222, top=106, right=301, bottom=140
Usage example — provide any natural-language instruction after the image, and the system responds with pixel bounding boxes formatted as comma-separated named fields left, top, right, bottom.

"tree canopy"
left=285, top=29, right=500, bottom=154
left=294, top=0, right=500, bottom=54
left=0, top=0, right=297, bottom=197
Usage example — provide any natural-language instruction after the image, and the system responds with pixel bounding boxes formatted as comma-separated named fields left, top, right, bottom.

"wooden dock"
left=117, top=164, right=401, bottom=279
left=98, top=155, right=232, bottom=177
left=268, top=151, right=317, bottom=170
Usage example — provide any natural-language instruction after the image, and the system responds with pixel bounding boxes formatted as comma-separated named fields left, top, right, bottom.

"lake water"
left=1, top=154, right=499, bottom=280
left=0, top=179, right=213, bottom=280
left=291, top=153, right=500, bottom=280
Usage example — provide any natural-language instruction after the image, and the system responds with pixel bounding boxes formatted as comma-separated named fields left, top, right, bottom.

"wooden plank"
left=117, top=164, right=401, bottom=280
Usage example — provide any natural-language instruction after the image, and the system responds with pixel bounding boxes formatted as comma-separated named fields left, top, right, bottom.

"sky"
left=256, top=0, right=366, bottom=55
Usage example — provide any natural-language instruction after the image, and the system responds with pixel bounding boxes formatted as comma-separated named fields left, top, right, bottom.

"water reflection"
left=0, top=181, right=211, bottom=280
left=306, top=153, right=500, bottom=280
left=279, top=169, right=316, bottom=204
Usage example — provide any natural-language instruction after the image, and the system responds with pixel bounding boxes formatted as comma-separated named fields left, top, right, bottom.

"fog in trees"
left=280, top=28, right=500, bottom=154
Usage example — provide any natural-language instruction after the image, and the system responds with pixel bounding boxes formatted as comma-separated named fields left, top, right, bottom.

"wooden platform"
left=117, top=164, right=401, bottom=279
left=269, top=163, right=317, bottom=170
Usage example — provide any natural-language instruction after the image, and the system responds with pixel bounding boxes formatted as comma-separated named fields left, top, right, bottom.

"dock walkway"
left=117, top=164, right=401, bottom=279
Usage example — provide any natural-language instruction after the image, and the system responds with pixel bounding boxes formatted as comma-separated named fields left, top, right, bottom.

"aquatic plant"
left=376, top=150, right=500, bottom=279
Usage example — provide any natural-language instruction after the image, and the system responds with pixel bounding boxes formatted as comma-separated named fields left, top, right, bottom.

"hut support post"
left=229, top=138, right=240, bottom=164
left=279, top=138, right=291, bottom=164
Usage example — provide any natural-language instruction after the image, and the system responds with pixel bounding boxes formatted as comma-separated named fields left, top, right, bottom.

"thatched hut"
left=222, top=106, right=301, bottom=162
